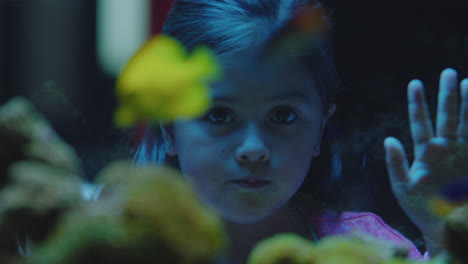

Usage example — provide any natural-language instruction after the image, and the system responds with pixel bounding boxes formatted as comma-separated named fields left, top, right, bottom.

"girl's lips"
left=230, top=179, right=272, bottom=188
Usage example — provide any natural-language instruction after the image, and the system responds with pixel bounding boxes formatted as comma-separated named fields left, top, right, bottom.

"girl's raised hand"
left=384, top=68, right=468, bottom=254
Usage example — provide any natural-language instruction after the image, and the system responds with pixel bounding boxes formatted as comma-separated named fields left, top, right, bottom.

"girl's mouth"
left=230, top=179, right=272, bottom=188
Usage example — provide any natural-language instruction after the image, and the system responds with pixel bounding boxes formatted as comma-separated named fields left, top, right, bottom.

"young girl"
left=133, top=1, right=468, bottom=263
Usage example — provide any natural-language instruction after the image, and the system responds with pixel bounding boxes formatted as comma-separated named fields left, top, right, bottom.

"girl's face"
left=169, top=61, right=334, bottom=223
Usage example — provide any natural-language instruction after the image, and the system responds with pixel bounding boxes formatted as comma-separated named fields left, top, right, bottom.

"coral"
left=25, top=160, right=228, bottom=264
left=313, top=233, right=397, bottom=264
left=0, top=161, right=81, bottom=243
left=442, top=205, right=468, bottom=263
left=0, top=97, right=83, bottom=260
left=0, top=97, right=82, bottom=187
left=247, top=233, right=315, bottom=264
left=246, top=232, right=447, bottom=264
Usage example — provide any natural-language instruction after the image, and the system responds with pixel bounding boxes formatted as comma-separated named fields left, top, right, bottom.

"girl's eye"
left=271, top=108, right=298, bottom=124
left=204, top=108, right=234, bottom=124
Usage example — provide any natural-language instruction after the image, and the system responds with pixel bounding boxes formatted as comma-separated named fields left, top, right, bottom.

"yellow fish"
left=429, top=178, right=468, bottom=217
left=114, top=35, right=221, bottom=127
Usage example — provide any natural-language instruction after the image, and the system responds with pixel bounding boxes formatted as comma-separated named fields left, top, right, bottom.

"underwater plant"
left=0, top=97, right=82, bottom=262
left=246, top=233, right=316, bottom=264
left=313, top=234, right=398, bottom=264
left=0, top=97, right=82, bottom=187
left=441, top=205, right=468, bottom=263
left=24, top=160, right=228, bottom=264
left=247, top=232, right=396, bottom=264
left=114, top=34, right=221, bottom=127
left=246, top=232, right=454, bottom=264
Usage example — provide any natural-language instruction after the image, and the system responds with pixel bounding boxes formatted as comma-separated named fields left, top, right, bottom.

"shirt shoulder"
left=306, top=210, right=425, bottom=260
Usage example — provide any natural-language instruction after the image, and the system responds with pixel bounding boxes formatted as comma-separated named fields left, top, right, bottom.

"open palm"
left=384, top=68, right=468, bottom=254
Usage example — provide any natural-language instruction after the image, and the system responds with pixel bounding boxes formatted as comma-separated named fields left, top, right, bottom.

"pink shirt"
left=304, top=210, right=428, bottom=260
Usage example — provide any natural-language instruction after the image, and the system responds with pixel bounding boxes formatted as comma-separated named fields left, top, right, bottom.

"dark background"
left=1, top=1, right=468, bottom=251
left=330, top=7, right=468, bottom=248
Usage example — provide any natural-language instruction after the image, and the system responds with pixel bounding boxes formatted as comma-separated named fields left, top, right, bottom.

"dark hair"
left=163, top=0, right=340, bottom=112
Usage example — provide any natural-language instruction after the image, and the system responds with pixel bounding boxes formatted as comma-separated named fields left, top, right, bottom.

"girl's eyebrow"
left=211, top=95, right=238, bottom=103
left=265, top=90, right=313, bottom=103
left=212, top=90, right=313, bottom=103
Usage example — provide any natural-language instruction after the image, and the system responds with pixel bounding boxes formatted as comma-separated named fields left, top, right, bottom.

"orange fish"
left=261, top=3, right=329, bottom=59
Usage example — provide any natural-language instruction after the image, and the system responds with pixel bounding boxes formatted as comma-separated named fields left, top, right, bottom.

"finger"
left=457, top=78, right=468, bottom=142
left=384, top=137, right=410, bottom=185
left=408, top=79, right=434, bottom=158
left=436, top=68, right=459, bottom=139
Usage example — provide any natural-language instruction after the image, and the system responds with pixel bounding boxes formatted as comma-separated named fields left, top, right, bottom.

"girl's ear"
left=161, top=124, right=177, bottom=156
left=313, top=103, right=337, bottom=157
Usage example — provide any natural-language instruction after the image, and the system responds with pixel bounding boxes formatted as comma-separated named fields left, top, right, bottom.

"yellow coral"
left=314, top=234, right=396, bottom=264
left=114, top=35, right=221, bottom=127
left=247, top=233, right=316, bottom=264
left=247, top=232, right=426, bottom=264
left=27, top=161, right=228, bottom=264
left=98, top=161, right=228, bottom=263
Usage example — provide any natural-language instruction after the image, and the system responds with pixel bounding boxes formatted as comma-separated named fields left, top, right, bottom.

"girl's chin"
left=203, top=194, right=288, bottom=224
left=218, top=207, right=277, bottom=224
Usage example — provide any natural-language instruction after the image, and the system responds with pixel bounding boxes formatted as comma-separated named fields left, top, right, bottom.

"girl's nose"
left=235, top=127, right=270, bottom=163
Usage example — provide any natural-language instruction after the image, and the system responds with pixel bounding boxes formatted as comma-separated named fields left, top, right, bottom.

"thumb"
left=384, top=137, right=410, bottom=188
